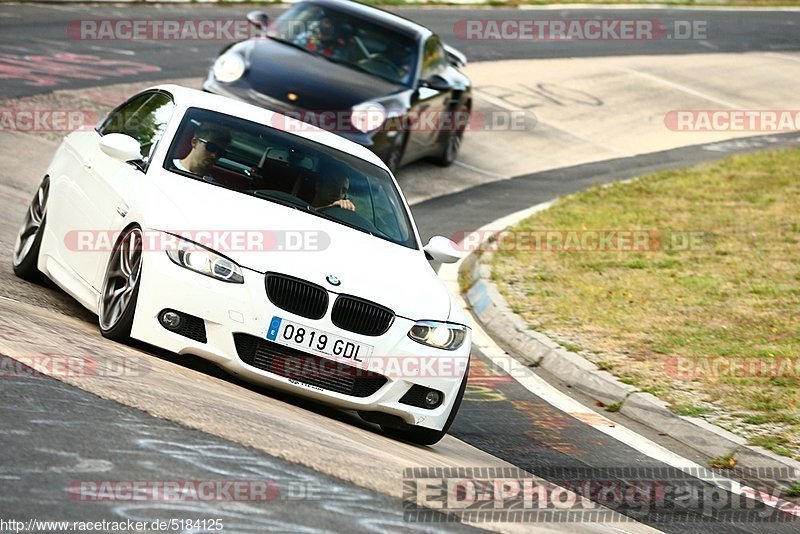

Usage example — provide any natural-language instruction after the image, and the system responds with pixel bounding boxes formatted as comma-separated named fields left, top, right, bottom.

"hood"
left=241, top=39, right=406, bottom=111
left=143, top=172, right=451, bottom=321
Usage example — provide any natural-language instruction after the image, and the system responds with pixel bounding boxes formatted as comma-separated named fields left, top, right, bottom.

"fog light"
left=424, top=391, right=442, bottom=408
left=160, top=310, right=182, bottom=330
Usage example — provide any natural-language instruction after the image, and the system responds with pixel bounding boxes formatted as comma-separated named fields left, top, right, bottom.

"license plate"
left=266, top=316, right=374, bottom=364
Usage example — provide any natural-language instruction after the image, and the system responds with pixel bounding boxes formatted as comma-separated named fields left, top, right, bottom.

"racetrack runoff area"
left=400, top=50, right=800, bottom=204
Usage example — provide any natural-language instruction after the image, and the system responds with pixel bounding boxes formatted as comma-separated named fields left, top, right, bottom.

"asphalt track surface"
left=1, top=5, right=800, bottom=533
left=1, top=4, right=800, bottom=98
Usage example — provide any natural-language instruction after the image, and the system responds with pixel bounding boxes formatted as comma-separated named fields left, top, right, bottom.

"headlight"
left=350, top=102, right=386, bottom=133
left=213, top=53, right=246, bottom=83
left=408, top=321, right=467, bottom=351
left=165, top=237, right=244, bottom=284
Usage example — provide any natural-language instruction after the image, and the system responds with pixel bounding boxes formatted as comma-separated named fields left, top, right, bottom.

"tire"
left=98, top=226, right=143, bottom=341
left=434, top=106, right=469, bottom=167
left=381, top=364, right=469, bottom=446
left=12, top=176, right=50, bottom=283
left=385, top=130, right=407, bottom=174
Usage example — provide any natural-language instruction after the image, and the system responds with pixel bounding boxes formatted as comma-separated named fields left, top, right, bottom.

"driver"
left=302, top=16, right=357, bottom=61
left=312, top=161, right=356, bottom=211
left=174, top=123, right=231, bottom=177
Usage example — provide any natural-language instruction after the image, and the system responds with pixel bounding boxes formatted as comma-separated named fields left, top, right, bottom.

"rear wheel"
left=12, top=176, right=50, bottom=283
left=381, top=364, right=469, bottom=446
left=98, top=227, right=143, bottom=341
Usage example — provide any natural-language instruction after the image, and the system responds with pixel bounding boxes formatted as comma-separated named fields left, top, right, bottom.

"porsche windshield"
left=164, top=108, right=418, bottom=250
left=267, top=2, right=419, bottom=86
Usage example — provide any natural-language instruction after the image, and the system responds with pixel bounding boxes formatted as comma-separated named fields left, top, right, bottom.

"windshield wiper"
left=269, top=36, right=318, bottom=56
left=311, top=209, right=374, bottom=237
left=317, top=55, right=400, bottom=85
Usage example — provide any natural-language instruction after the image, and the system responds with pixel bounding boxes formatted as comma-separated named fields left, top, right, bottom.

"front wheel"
left=385, top=130, right=407, bottom=174
left=98, top=227, right=143, bottom=341
left=434, top=106, right=468, bottom=167
left=12, top=176, right=50, bottom=283
left=381, top=364, right=469, bottom=446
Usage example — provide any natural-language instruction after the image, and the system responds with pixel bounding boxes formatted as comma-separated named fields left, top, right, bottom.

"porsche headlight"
left=213, top=53, right=246, bottom=83
left=350, top=102, right=386, bottom=133
left=165, top=237, right=244, bottom=284
left=408, top=321, right=466, bottom=351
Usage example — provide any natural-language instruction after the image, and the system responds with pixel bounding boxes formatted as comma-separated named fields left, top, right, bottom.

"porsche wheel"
left=385, top=131, right=407, bottom=174
left=98, top=226, right=143, bottom=341
left=434, top=106, right=468, bottom=167
left=12, top=176, right=50, bottom=283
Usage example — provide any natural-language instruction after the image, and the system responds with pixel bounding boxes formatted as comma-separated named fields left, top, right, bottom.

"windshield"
left=267, top=2, right=418, bottom=86
left=163, top=108, right=418, bottom=250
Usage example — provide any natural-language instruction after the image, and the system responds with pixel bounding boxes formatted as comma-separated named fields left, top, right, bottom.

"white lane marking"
left=89, top=46, right=136, bottom=57
left=475, top=90, right=633, bottom=158
left=763, top=52, right=800, bottom=63
left=454, top=160, right=509, bottom=180
left=31, top=39, right=68, bottom=48
left=439, top=206, right=800, bottom=519
left=622, top=68, right=743, bottom=109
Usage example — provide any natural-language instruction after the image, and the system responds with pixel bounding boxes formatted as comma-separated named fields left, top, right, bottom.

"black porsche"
left=203, top=0, right=472, bottom=172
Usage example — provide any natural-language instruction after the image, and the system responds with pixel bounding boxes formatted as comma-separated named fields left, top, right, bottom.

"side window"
left=99, top=92, right=175, bottom=160
left=420, top=36, right=447, bottom=80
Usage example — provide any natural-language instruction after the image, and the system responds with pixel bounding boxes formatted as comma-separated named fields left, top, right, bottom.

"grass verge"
left=491, top=147, right=800, bottom=459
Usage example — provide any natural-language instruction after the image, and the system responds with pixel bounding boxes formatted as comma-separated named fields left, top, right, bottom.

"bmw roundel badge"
left=326, top=275, right=341, bottom=286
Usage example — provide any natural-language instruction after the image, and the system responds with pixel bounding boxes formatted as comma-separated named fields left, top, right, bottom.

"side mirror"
left=420, top=74, right=452, bottom=92
left=424, top=236, right=461, bottom=264
left=99, top=133, right=142, bottom=162
left=246, top=11, right=271, bottom=31
left=443, top=44, right=467, bottom=68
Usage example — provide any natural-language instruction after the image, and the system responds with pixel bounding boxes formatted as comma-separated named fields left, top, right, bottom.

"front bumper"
left=129, top=244, right=470, bottom=431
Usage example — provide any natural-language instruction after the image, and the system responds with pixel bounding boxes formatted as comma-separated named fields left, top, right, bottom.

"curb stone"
left=458, top=204, right=800, bottom=479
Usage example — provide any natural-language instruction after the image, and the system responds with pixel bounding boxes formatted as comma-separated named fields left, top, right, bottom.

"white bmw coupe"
left=13, top=85, right=471, bottom=445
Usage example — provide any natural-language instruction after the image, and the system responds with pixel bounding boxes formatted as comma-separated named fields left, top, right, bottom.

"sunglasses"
left=196, top=138, right=227, bottom=157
